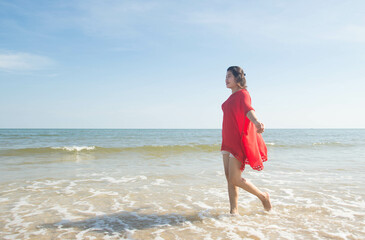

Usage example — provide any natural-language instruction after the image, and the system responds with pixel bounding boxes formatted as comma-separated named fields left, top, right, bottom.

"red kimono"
left=221, top=89, right=268, bottom=171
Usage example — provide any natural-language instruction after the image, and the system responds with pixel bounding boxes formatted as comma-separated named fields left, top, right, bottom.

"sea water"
left=0, top=129, right=364, bottom=239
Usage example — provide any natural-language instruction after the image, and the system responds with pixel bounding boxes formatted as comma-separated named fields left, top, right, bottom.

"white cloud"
left=38, top=0, right=161, bottom=40
left=108, top=46, right=141, bottom=52
left=321, top=24, right=365, bottom=43
left=182, top=1, right=365, bottom=44
left=0, top=52, right=54, bottom=72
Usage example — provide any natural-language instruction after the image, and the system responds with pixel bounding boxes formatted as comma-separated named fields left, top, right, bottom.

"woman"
left=221, top=66, right=272, bottom=215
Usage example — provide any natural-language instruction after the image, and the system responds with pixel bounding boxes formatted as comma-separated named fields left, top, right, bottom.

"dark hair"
left=227, top=66, right=247, bottom=89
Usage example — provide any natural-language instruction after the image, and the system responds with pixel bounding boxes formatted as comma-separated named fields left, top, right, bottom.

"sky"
left=0, top=0, right=364, bottom=129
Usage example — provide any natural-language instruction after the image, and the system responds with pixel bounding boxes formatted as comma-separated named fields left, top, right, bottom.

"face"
left=225, top=71, right=238, bottom=89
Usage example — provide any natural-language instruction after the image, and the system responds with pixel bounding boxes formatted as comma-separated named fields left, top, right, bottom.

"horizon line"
left=0, top=128, right=364, bottom=130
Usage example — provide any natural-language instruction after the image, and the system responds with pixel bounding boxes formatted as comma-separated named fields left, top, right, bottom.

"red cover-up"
left=221, top=89, right=268, bottom=171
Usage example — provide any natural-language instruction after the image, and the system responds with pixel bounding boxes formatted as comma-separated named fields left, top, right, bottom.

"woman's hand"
left=254, top=121, right=265, bottom=134
left=246, top=110, right=265, bottom=134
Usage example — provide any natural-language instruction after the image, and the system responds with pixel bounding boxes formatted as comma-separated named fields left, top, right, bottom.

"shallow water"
left=0, top=129, right=364, bottom=239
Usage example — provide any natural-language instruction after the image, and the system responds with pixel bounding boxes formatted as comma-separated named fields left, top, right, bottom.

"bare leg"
left=228, top=183, right=239, bottom=214
left=228, top=156, right=272, bottom=211
left=223, top=154, right=239, bottom=214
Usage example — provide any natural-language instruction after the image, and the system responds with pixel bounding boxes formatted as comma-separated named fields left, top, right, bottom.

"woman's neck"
left=231, top=87, right=242, bottom=94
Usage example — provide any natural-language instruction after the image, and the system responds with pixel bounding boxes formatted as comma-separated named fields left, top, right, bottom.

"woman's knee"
left=228, top=175, right=240, bottom=186
left=229, top=175, right=248, bottom=186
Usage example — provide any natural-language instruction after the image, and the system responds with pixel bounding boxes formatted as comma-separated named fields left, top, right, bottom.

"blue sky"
left=0, top=0, right=364, bottom=128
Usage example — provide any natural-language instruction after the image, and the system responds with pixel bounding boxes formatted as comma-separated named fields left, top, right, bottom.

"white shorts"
left=221, top=150, right=235, bottom=158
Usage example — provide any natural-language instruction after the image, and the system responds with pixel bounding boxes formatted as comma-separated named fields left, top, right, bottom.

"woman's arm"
left=246, top=110, right=264, bottom=133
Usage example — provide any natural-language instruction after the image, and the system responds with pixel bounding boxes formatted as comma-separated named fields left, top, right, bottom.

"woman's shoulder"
left=235, top=89, right=252, bottom=102
left=230, top=89, right=250, bottom=100
left=237, top=89, right=250, bottom=96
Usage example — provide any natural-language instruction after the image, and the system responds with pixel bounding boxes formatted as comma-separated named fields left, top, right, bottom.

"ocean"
left=0, top=129, right=364, bottom=239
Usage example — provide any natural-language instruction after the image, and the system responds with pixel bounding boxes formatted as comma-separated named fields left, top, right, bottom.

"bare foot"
left=230, top=209, right=239, bottom=215
left=230, top=211, right=239, bottom=216
left=261, top=192, right=272, bottom=211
